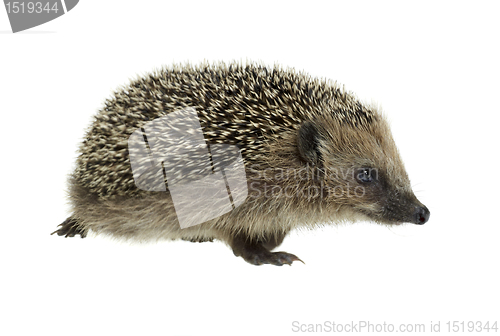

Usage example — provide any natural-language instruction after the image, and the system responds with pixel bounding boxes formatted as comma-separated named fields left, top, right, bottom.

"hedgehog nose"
left=413, top=206, right=430, bottom=225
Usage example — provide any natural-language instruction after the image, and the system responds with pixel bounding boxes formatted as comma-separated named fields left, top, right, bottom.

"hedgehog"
left=52, top=61, right=430, bottom=266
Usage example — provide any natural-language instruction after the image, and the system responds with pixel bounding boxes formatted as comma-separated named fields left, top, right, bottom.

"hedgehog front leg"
left=229, top=233, right=303, bottom=266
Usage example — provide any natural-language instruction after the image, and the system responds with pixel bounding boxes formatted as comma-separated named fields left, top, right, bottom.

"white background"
left=1, top=1, right=499, bottom=335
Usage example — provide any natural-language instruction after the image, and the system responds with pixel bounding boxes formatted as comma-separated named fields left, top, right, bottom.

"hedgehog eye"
left=357, top=168, right=375, bottom=183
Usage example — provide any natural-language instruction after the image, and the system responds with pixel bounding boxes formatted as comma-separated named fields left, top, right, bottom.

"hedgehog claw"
left=272, top=252, right=304, bottom=266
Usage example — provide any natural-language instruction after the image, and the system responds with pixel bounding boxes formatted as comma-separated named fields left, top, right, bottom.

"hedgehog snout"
left=412, top=205, right=430, bottom=225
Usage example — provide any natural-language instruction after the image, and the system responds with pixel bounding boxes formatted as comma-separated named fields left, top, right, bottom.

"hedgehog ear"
left=297, top=121, right=323, bottom=166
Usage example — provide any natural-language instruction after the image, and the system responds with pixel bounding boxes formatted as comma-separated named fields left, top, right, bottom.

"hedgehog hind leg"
left=51, top=216, right=87, bottom=238
left=261, top=232, right=286, bottom=251
left=230, top=233, right=303, bottom=266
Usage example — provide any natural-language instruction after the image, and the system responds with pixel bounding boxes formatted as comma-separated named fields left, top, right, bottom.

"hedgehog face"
left=297, top=116, right=430, bottom=225
left=348, top=164, right=430, bottom=226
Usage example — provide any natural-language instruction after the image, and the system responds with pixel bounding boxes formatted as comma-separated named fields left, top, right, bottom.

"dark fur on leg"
left=261, top=232, right=286, bottom=251
left=51, top=217, right=86, bottom=238
left=230, top=232, right=303, bottom=266
left=182, top=237, right=214, bottom=243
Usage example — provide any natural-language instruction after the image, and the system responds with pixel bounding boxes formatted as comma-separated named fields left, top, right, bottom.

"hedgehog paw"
left=231, top=234, right=304, bottom=266
left=247, top=251, right=304, bottom=266
left=235, top=246, right=304, bottom=266
left=51, top=217, right=86, bottom=238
